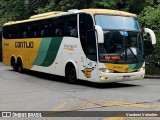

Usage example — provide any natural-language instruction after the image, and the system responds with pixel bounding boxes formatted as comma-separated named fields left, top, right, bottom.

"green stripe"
left=34, top=38, right=52, bottom=65
left=134, top=62, right=144, bottom=69
left=128, top=62, right=144, bottom=70
left=34, top=37, right=63, bottom=67
left=41, top=37, right=63, bottom=66
left=128, top=64, right=137, bottom=70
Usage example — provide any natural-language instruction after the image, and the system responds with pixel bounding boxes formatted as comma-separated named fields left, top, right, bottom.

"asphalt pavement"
left=0, top=63, right=160, bottom=120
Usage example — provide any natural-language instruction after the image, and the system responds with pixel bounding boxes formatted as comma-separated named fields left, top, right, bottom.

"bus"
left=2, top=9, right=156, bottom=83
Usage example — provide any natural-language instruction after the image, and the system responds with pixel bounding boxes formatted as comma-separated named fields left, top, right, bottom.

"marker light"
left=138, top=67, right=145, bottom=71
left=100, top=76, right=107, bottom=80
left=99, top=68, right=114, bottom=73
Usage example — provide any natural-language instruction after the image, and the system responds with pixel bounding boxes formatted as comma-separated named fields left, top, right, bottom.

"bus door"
left=79, top=13, right=98, bottom=81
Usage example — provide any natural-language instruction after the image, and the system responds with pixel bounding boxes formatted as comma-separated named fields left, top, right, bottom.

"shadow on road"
left=9, top=69, right=139, bottom=89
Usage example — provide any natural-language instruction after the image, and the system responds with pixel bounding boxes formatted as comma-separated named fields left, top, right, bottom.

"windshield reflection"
left=98, top=31, right=144, bottom=63
left=95, top=15, right=140, bottom=30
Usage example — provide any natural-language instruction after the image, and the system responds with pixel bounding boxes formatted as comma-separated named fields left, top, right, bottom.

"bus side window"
left=55, top=29, right=62, bottom=36
left=39, top=20, right=50, bottom=37
left=9, top=33, right=12, bottom=38
left=79, top=13, right=96, bottom=61
left=79, top=14, right=87, bottom=54
left=87, top=31, right=97, bottom=55
left=51, top=18, right=63, bottom=37
left=29, top=22, right=39, bottom=38
left=21, top=23, right=28, bottom=38
left=23, top=31, right=27, bottom=38
left=9, top=25, right=19, bottom=39
left=41, top=30, right=47, bottom=37
left=3, top=26, right=12, bottom=39
left=63, top=14, right=78, bottom=37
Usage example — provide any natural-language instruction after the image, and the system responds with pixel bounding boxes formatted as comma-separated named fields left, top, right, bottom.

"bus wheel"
left=11, top=58, right=17, bottom=71
left=17, top=60, right=23, bottom=73
left=12, top=62, right=17, bottom=71
left=65, top=65, right=77, bottom=83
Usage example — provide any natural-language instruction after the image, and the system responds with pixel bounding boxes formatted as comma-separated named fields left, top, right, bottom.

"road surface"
left=0, top=63, right=160, bottom=120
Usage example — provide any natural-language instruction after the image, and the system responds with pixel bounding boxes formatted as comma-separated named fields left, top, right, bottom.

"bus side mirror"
left=95, top=25, right=104, bottom=43
left=144, top=28, right=156, bottom=45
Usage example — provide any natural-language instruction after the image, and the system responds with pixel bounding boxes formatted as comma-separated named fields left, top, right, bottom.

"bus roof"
left=3, top=11, right=65, bottom=26
left=82, top=9, right=136, bottom=17
left=3, top=9, right=136, bottom=26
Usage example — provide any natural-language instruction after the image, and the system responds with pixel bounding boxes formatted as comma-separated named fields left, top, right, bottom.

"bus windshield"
left=95, top=15, right=140, bottom=30
left=95, top=15, right=144, bottom=63
left=98, top=30, right=144, bottom=63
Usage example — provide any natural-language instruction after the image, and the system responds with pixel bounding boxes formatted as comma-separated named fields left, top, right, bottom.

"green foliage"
left=96, top=0, right=146, bottom=14
left=139, top=4, right=160, bottom=65
left=95, top=0, right=117, bottom=9
left=127, top=0, right=146, bottom=13
left=37, top=0, right=94, bottom=13
left=145, top=66, right=160, bottom=75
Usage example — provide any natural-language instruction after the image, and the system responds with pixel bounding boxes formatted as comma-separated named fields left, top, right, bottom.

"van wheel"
left=65, top=65, right=77, bottom=83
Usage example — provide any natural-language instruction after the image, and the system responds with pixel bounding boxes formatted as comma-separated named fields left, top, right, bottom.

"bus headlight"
left=138, top=67, right=145, bottom=71
left=99, top=68, right=114, bottom=73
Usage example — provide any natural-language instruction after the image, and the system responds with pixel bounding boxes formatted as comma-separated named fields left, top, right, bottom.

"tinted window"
left=79, top=13, right=94, bottom=54
left=79, top=13, right=97, bottom=61
left=3, top=14, right=78, bottom=39
left=39, top=19, right=51, bottom=37
left=63, top=14, right=77, bottom=37
left=51, top=18, right=63, bottom=37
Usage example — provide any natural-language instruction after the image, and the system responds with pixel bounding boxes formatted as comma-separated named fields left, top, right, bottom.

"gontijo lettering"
left=15, top=41, right=34, bottom=48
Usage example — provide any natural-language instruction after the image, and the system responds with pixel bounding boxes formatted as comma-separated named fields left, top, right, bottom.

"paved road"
left=0, top=63, right=160, bottom=120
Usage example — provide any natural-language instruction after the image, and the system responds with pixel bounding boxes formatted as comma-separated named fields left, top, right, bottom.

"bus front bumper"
left=98, top=70, right=145, bottom=83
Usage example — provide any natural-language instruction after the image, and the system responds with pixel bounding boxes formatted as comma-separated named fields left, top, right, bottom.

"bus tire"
left=13, top=63, right=17, bottom=71
left=65, top=64, right=77, bottom=83
left=17, top=59, right=23, bottom=73
left=11, top=57, right=17, bottom=71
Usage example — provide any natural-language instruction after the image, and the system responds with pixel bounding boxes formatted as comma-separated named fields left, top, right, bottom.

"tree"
left=139, top=1, right=160, bottom=66
left=37, top=0, right=94, bottom=13
left=95, top=0, right=146, bottom=14
left=95, top=0, right=117, bottom=9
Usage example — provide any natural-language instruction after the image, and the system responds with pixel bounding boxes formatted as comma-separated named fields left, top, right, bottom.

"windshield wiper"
left=127, top=46, right=139, bottom=63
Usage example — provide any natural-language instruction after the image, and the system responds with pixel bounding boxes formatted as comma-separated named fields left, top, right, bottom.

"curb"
left=144, top=75, right=160, bottom=79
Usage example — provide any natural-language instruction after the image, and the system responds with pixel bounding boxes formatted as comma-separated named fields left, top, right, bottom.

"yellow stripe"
left=40, top=100, right=70, bottom=119
left=97, top=101, right=160, bottom=108
left=69, top=100, right=160, bottom=112
left=103, top=117, right=125, bottom=120
left=69, top=102, right=95, bottom=111
left=52, top=101, right=70, bottom=111
left=82, top=9, right=136, bottom=17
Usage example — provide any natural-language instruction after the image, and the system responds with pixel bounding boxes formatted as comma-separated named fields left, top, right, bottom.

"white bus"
left=2, top=9, right=156, bottom=83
